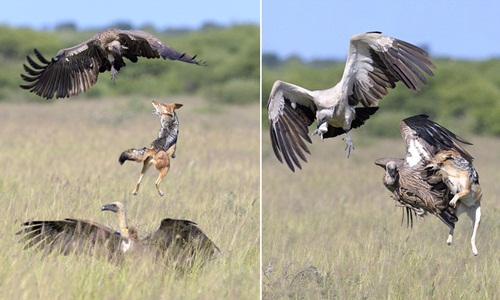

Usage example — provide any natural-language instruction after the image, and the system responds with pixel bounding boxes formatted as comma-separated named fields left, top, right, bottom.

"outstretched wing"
left=143, top=218, right=219, bottom=265
left=340, top=31, right=435, bottom=107
left=267, top=80, right=317, bottom=172
left=20, top=35, right=108, bottom=99
left=401, top=114, right=473, bottom=167
left=118, top=29, right=206, bottom=65
left=16, top=218, right=123, bottom=258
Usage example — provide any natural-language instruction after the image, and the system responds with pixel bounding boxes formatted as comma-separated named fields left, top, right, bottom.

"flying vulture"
left=16, top=202, right=220, bottom=266
left=20, top=28, right=206, bottom=99
left=267, top=31, right=435, bottom=171
left=374, top=114, right=477, bottom=252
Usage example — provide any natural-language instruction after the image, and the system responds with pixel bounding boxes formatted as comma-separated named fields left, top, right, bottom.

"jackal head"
left=151, top=101, right=183, bottom=117
left=424, top=150, right=459, bottom=172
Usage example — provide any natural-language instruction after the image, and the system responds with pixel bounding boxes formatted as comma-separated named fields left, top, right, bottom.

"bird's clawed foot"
left=311, top=128, right=324, bottom=140
left=110, top=68, right=118, bottom=84
left=343, top=132, right=355, bottom=158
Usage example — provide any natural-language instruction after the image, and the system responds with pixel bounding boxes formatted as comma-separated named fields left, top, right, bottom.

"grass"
left=0, top=96, right=260, bottom=300
left=262, top=130, right=500, bottom=299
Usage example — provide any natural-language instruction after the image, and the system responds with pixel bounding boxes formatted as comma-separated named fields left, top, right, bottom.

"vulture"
left=20, top=28, right=206, bottom=99
left=374, top=114, right=475, bottom=249
left=16, top=202, right=220, bottom=266
left=267, top=31, right=435, bottom=171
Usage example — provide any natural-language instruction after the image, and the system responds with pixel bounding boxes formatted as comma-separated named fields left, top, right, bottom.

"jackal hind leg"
left=133, top=157, right=153, bottom=195
left=155, top=165, right=171, bottom=197
left=447, top=203, right=466, bottom=245
left=467, top=203, right=481, bottom=256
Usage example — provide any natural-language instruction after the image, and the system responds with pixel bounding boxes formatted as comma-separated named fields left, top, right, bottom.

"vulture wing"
left=143, top=218, right=219, bottom=265
left=267, top=80, right=317, bottom=172
left=20, top=36, right=107, bottom=99
left=16, top=218, right=124, bottom=258
left=401, top=114, right=473, bottom=167
left=340, top=31, right=435, bottom=107
left=118, top=29, right=206, bottom=65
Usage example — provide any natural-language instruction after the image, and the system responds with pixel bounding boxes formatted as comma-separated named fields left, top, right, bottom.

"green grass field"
left=0, top=97, right=260, bottom=299
left=263, top=130, right=500, bottom=299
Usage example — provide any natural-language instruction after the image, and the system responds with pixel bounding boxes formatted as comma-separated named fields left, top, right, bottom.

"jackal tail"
left=119, top=147, right=153, bottom=165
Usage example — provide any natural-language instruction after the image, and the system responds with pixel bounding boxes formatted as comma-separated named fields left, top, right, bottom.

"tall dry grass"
left=263, top=129, right=500, bottom=299
left=0, top=97, right=260, bottom=299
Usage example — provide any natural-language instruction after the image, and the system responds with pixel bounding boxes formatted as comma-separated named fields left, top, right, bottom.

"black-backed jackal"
left=119, top=101, right=182, bottom=196
left=425, top=149, right=482, bottom=256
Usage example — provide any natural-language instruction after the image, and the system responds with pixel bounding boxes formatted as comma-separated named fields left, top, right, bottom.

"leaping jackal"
left=425, top=149, right=482, bottom=256
left=119, top=101, right=182, bottom=196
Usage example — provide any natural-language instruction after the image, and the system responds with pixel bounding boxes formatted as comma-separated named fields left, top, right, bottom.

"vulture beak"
left=102, top=203, right=119, bottom=213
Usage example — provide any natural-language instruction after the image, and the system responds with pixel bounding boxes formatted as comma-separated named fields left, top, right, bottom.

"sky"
left=263, top=0, right=500, bottom=60
left=0, top=0, right=259, bottom=30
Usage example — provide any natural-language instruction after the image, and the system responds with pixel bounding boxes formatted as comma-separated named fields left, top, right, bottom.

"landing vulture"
left=20, top=28, right=206, bottom=99
left=374, top=114, right=473, bottom=235
left=267, top=31, right=435, bottom=171
left=17, top=202, right=220, bottom=266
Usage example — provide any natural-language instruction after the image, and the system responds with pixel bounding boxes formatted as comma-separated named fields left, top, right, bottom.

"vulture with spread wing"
left=267, top=31, right=435, bottom=171
left=20, top=28, right=206, bottom=99
left=374, top=114, right=473, bottom=239
left=16, top=202, right=219, bottom=265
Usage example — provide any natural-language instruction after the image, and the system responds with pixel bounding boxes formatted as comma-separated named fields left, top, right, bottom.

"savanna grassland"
left=262, top=129, right=500, bottom=299
left=0, top=97, right=260, bottom=299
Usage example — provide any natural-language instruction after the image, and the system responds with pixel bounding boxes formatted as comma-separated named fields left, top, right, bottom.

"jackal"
left=119, top=101, right=182, bottom=196
left=425, top=149, right=482, bottom=255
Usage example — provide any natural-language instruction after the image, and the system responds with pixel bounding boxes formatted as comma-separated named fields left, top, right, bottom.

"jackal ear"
left=173, top=103, right=183, bottom=109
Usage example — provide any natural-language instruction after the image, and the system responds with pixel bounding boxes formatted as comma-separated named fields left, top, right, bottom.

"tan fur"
left=426, top=149, right=482, bottom=255
left=121, top=102, right=182, bottom=196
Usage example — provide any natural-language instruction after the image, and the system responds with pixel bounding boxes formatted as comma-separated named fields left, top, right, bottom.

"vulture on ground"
left=267, top=31, right=435, bottom=171
left=16, top=202, right=219, bottom=266
left=374, top=114, right=477, bottom=252
left=20, top=28, right=206, bottom=99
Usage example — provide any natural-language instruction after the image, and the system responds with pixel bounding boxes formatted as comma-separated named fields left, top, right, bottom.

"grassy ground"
left=262, top=130, right=500, bottom=299
left=0, top=96, right=260, bottom=299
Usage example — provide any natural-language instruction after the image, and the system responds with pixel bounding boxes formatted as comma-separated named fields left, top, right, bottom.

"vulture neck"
left=116, top=209, right=130, bottom=238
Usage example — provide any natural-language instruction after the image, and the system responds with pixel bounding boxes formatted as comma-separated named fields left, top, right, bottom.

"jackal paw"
left=449, top=199, right=458, bottom=208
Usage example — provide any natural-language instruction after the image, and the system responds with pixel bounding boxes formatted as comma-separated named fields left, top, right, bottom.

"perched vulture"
left=267, top=31, right=435, bottom=171
left=16, top=202, right=219, bottom=266
left=374, top=114, right=476, bottom=251
left=20, top=28, right=206, bottom=99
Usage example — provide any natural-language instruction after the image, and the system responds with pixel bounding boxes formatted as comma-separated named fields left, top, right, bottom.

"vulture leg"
left=342, top=130, right=355, bottom=158
left=133, top=157, right=153, bottom=195
left=110, top=66, right=118, bottom=84
left=312, top=121, right=328, bottom=139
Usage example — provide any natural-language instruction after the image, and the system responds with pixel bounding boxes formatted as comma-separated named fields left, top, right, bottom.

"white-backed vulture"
left=267, top=31, right=435, bottom=171
left=374, top=114, right=473, bottom=232
left=20, top=28, right=206, bottom=99
left=16, top=202, right=219, bottom=265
